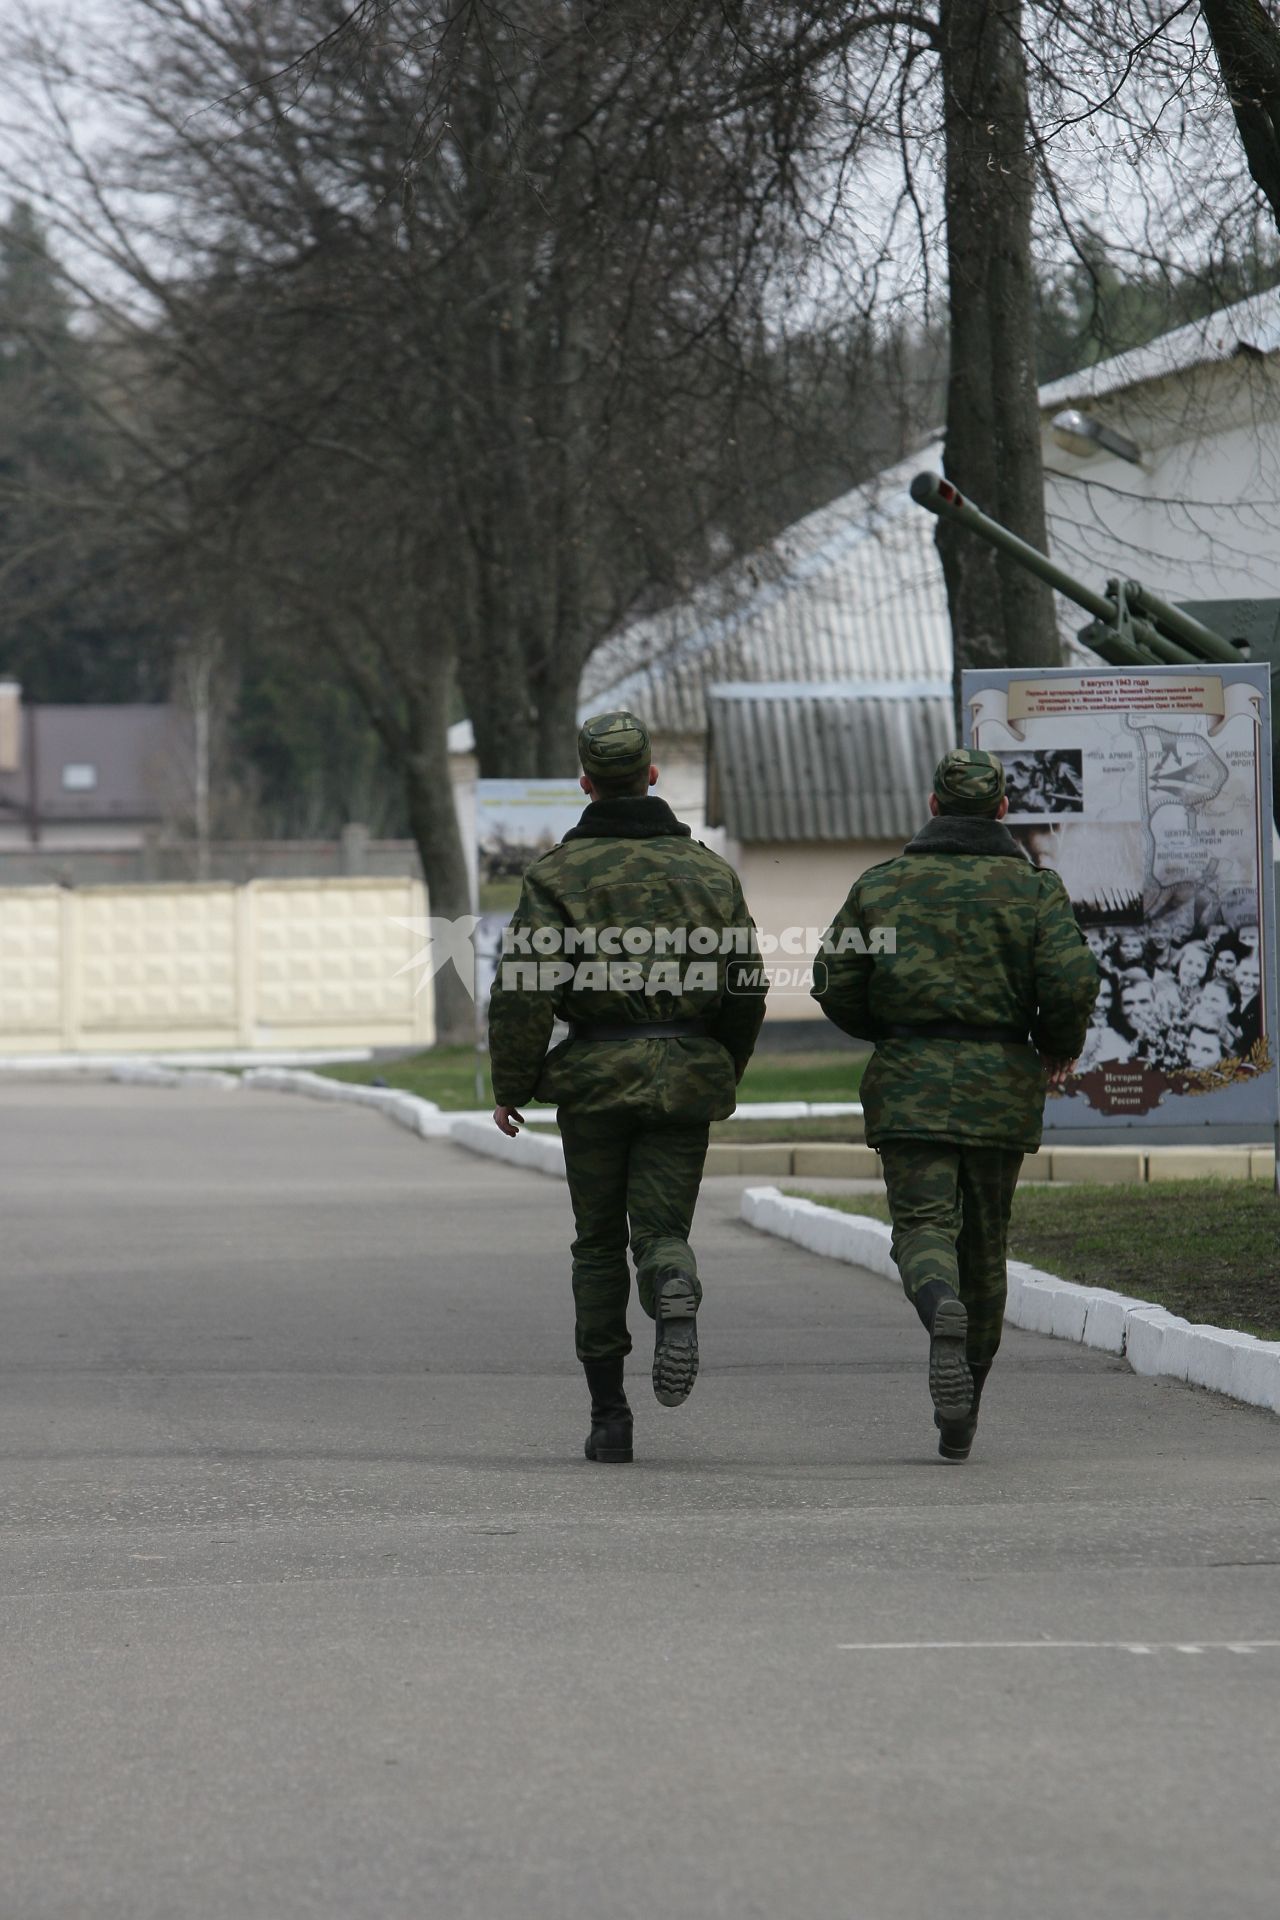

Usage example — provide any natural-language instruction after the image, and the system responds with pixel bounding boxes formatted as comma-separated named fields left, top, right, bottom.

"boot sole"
left=584, top=1439, right=634, bottom=1464
left=653, top=1272, right=699, bottom=1408
left=928, top=1297, right=974, bottom=1427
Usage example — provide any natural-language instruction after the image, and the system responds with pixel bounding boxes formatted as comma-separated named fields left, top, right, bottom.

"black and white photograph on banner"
left=999, top=748, right=1085, bottom=815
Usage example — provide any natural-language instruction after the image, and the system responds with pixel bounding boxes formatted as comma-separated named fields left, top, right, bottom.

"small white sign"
left=61, top=763, right=98, bottom=791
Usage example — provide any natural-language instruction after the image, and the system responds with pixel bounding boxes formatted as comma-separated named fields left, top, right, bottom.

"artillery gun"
left=910, top=470, right=1280, bottom=820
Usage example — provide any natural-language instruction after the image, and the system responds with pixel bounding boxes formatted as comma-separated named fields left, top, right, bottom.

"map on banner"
left=964, top=666, right=1278, bottom=1128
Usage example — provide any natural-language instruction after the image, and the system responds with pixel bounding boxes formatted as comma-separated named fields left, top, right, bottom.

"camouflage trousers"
left=878, top=1140, right=1024, bottom=1369
left=558, top=1112, right=710, bottom=1363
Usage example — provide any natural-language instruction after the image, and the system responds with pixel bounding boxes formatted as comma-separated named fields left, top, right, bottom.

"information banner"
left=963, top=665, right=1278, bottom=1131
left=472, top=777, right=584, bottom=1022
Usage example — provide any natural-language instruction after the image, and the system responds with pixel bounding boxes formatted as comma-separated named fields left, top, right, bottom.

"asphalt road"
left=1, top=1080, right=1278, bottom=1920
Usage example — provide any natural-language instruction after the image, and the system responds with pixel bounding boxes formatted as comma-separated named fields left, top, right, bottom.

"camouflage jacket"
left=488, top=795, right=767, bottom=1120
left=812, top=814, right=1099, bottom=1151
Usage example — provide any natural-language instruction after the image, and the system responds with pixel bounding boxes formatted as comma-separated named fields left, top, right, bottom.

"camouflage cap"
left=933, top=746, right=1006, bottom=816
left=577, top=709, right=652, bottom=781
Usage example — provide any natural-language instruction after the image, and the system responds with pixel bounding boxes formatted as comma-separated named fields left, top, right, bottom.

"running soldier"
left=813, top=748, right=1098, bottom=1460
left=489, top=711, right=767, bottom=1463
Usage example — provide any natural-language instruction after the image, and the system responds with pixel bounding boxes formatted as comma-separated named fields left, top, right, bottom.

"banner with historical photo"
left=472, top=778, right=585, bottom=1017
left=963, top=665, right=1278, bottom=1130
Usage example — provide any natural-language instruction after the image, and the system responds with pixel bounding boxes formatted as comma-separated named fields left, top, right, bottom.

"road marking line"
left=835, top=1640, right=1280, bottom=1653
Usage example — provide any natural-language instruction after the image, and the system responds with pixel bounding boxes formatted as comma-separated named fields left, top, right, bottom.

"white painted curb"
left=727, top=1100, right=863, bottom=1121
left=450, top=1116, right=567, bottom=1178
left=240, top=1067, right=453, bottom=1139
left=2, top=1048, right=372, bottom=1071
left=740, top=1185, right=1280, bottom=1417
left=110, top=1063, right=240, bottom=1092
left=102, top=1061, right=455, bottom=1141
left=95, top=1057, right=513, bottom=1149
left=83, top=1061, right=853, bottom=1145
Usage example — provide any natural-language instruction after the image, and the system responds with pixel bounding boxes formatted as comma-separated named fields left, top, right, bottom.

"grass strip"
left=519, top=1115, right=867, bottom=1141
left=320, top=1044, right=864, bottom=1112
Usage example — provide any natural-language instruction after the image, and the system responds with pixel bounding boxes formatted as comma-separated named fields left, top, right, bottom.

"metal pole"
left=474, top=932, right=486, bottom=1108
left=26, top=702, right=39, bottom=847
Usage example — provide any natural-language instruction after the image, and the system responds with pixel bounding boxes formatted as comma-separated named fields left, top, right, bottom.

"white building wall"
left=650, top=733, right=710, bottom=835
left=732, top=837, right=905, bottom=1025
left=1042, top=357, right=1280, bottom=609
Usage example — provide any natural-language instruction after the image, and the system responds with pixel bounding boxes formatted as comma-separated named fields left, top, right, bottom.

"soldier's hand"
left=1040, top=1055, right=1077, bottom=1090
left=493, top=1105, right=525, bottom=1136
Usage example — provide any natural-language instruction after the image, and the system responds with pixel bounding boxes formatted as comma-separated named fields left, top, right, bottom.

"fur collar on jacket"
left=561, top=795, right=691, bottom=841
left=902, top=813, right=1029, bottom=860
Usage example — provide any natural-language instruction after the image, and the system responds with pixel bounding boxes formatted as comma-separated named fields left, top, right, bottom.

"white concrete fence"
left=0, top=877, right=436, bottom=1054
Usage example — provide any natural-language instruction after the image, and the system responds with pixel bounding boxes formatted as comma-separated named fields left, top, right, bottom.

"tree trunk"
left=454, top=509, right=539, bottom=778
left=1201, top=0, right=1280, bottom=232
left=458, top=636, right=538, bottom=776
left=191, top=651, right=212, bottom=881
left=535, top=665, right=582, bottom=775
left=937, top=0, right=1060, bottom=724
left=536, top=136, right=590, bottom=781
left=311, top=592, right=478, bottom=1047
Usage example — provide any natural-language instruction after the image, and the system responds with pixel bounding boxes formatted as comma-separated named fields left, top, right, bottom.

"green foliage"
left=0, top=203, right=404, bottom=834
left=235, top=647, right=411, bottom=838
left=322, top=1047, right=490, bottom=1110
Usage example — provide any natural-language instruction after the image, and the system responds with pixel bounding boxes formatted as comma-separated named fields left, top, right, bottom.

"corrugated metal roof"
left=707, top=681, right=954, bottom=843
left=1038, top=288, right=1280, bottom=411
left=583, top=447, right=953, bottom=733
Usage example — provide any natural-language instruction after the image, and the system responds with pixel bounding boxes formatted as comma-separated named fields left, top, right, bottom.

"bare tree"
left=1201, top=0, right=1280, bottom=230
left=8, top=0, right=1273, bottom=1006
left=3, top=0, right=920, bottom=1048
left=935, top=0, right=1059, bottom=683
left=0, top=3, right=821, bottom=1031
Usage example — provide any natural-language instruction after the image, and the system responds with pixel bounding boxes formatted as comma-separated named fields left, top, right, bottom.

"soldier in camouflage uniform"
left=813, top=748, right=1098, bottom=1461
left=489, top=711, right=767, bottom=1463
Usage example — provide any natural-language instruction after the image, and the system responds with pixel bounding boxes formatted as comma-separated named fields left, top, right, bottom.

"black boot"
left=936, top=1361, right=991, bottom=1463
left=583, top=1359, right=633, bottom=1464
left=652, top=1269, right=699, bottom=1407
left=924, top=1289, right=974, bottom=1428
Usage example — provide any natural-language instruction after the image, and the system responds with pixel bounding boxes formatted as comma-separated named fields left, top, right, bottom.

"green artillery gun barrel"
left=909, top=471, right=1241, bottom=666
left=1121, top=581, right=1241, bottom=663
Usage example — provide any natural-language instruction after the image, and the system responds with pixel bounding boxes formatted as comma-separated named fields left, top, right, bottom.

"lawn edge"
left=740, top=1185, right=1280, bottom=1417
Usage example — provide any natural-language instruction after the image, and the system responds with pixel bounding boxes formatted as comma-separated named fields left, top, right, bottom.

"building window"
left=61, top=763, right=98, bottom=791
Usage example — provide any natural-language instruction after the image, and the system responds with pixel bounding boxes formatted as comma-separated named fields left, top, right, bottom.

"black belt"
left=883, top=1021, right=1031, bottom=1045
left=567, top=1019, right=709, bottom=1042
